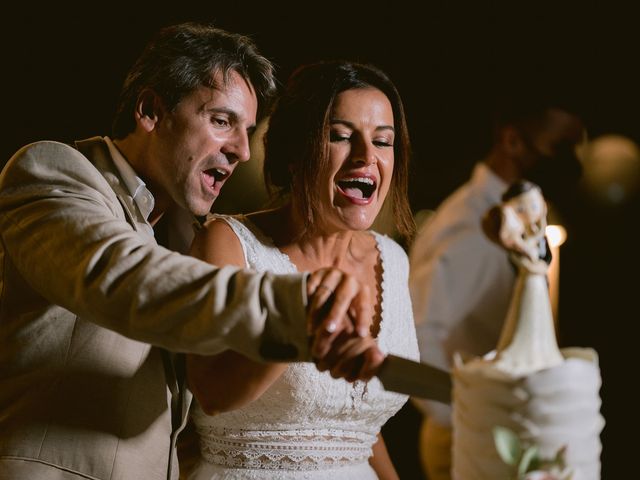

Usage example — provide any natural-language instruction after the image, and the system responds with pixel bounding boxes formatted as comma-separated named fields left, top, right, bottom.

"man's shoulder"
left=3, top=140, right=88, bottom=179
left=440, top=179, right=491, bottom=216
left=415, top=201, right=480, bottom=246
left=418, top=175, right=497, bottom=239
left=1, top=137, right=118, bottom=197
left=410, top=191, right=497, bottom=266
left=11, top=139, right=78, bottom=159
left=7, top=137, right=107, bottom=167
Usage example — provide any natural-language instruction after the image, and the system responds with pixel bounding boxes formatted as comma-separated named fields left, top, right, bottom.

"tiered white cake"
left=453, top=346, right=604, bottom=479
left=452, top=183, right=604, bottom=480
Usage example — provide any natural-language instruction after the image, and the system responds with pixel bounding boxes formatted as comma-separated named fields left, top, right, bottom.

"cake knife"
left=377, top=354, right=452, bottom=404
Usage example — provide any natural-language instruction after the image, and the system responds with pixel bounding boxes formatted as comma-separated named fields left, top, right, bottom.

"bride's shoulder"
left=199, top=214, right=240, bottom=238
left=191, top=215, right=246, bottom=267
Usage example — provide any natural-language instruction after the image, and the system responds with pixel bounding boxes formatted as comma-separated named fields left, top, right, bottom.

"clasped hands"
left=306, top=268, right=385, bottom=382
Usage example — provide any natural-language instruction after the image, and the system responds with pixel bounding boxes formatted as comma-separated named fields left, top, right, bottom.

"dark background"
left=2, top=2, right=636, bottom=478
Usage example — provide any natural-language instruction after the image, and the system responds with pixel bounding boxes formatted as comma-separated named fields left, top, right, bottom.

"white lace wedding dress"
left=188, top=215, right=419, bottom=480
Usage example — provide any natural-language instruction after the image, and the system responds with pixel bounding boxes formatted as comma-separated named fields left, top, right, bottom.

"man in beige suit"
left=0, top=23, right=382, bottom=480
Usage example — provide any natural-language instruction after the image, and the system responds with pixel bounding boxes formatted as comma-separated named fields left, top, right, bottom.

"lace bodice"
left=189, top=215, right=419, bottom=479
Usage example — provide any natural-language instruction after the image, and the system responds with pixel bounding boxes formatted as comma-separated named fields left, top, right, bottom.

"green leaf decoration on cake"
left=494, top=426, right=522, bottom=466
left=517, top=446, right=540, bottom=477
left=492, top=426, right=573, bottom=480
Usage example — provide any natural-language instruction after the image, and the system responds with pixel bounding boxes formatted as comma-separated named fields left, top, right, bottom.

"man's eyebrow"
left=330, top=118, right=395, bottom=132
left=204, top=107, right=257, bottom=132
left=204, top=107, right=237, bottom=118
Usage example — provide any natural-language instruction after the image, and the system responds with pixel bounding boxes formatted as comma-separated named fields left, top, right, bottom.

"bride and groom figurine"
left=482, top=180, right=564, bottom=376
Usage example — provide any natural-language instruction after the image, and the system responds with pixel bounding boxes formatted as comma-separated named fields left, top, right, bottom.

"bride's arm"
left=369, top=433, right=400, bottom=480
left=187, top=350, right=288, bottom=414
left=186, top=218, right=288, bottom=414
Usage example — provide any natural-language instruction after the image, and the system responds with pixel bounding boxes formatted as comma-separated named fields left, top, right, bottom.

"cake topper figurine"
left=482, top=180, right=564, bottom=375
left=498, top=181, right=552, bottom=275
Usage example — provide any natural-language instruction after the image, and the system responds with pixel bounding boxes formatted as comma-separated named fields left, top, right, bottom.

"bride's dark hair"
left=263, top=60, right=415, bottom=243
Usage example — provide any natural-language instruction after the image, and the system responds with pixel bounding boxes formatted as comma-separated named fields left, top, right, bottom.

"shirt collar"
left=471, top=162, right=509, bottom=205
left=104, top=136, right=155, bottom=221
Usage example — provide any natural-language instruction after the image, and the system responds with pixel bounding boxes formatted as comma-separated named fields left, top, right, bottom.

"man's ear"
left=135, top=89, right=164, bottom=132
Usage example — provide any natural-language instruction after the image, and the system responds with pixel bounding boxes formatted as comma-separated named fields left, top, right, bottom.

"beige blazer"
left=0, top=137, right=310, bottom=480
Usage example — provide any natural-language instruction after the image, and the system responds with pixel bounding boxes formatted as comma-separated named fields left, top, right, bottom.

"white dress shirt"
left=105, top=136, right=154, bottom=219
left=409, top=162, right=514, bottom=425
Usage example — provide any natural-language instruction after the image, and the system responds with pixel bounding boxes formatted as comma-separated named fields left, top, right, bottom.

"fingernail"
left=325, top=322, right=337, bottom=333
left=358, top=327, right=368, bottom=337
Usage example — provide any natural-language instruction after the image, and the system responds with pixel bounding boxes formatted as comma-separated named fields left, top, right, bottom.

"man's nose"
left=222, top=129, right=251, bottom=163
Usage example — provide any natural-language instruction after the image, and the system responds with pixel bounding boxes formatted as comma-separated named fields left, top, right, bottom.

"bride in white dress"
left=185, top=61, right=419, bottom=479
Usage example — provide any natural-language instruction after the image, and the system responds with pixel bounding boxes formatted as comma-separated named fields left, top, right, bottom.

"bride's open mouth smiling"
left=336, top=175, right=377, bottom=205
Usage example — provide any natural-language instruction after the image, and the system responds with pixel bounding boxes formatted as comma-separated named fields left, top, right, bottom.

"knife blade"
left=377, top=354, right=452, bottom=404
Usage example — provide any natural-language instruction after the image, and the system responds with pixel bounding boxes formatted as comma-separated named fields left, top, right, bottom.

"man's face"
left=520, top=108, right=585, bottom=201
left=148, top=70, right=258, bottom=216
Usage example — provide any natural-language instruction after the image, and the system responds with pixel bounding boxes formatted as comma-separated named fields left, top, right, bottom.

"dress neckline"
left=238, top=214, right=387, bottom=342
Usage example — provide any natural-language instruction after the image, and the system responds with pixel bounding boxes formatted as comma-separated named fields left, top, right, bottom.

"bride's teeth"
left=341, top=177, right=374, bottom=185
left=337, top=176, right=376, bottom=200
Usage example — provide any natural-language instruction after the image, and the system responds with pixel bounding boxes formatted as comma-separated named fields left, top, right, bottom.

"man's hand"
left=306, top=268, right=384, bottom=381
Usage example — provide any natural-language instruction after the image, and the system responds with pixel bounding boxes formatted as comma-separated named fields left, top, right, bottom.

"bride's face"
left=315, top=87, right=395, bottom=234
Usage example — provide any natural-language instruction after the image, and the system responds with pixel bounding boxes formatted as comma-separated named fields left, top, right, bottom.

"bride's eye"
left=330, top=131, right=350, bottom=143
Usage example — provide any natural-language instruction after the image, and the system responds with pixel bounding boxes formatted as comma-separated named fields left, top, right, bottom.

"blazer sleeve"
left=0, top=141, right=310, bottom=361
